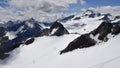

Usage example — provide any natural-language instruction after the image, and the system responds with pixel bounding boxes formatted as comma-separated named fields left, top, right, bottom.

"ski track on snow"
left=89, top=56, right=120, bottom=68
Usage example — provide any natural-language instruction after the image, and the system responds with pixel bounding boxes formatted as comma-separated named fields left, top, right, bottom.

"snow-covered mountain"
left=0, top=10, right=120, bottom=68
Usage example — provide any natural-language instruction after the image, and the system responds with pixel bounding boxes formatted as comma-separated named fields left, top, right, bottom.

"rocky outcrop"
left=91, top=22, right=113, bottom=41
left=24, top=38, right=35, bottom=45
left=0, top=27, right=10, bottom=60
left=0, top=19, right=43, bottom=60
left=59, top=15, right=75, bottom=22
left=0, top=27, right=6, bottom=37
left=0, top=27, right=9, bottom=53
left=60, top=34, right=96, bottom=54
left=41, top=28, right=51, bottom=36
left=0, top=19, right=70, bottom=60
left=73, top=17, right=81, bottom=20
left=114, top=16, right=120, bottom=20
left=60, top=21, right=120, bottom=54
left=0, top=53, right=9, bottom=60
left=50, top=21, right=69, bottom=36
left=82, top=10, right=101, bottom=18
left=7, top=18, right=43, bottom=38
left=112, top=24, right=120, bottom=35
left=99, top=14, right=111, bottom=21
left=91, top=21, right=120, bottom=40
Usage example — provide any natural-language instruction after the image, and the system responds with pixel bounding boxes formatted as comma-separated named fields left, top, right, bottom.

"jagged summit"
left=58, top=15, right=75, bottom=22
left=50, top=21, right=69, bottom=36
left=82, top=9, right=101, bottom=18
left=0, top=9, right=120, bottom=68
left=83, top=9, right=95, bottom=14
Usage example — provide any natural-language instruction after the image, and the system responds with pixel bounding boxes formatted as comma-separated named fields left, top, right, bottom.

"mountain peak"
left=82, top=9, right=101, bottom=18
left=85, top=9, right=94, bottom=14
left=27, top=18, right=36, bottom=22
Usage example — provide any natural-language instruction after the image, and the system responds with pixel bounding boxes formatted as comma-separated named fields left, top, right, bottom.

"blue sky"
left=66, top=0, right=120, bottom=13
left=85, top=0, right=120, bottom=7
left=0, top=0, right=8, bottom=8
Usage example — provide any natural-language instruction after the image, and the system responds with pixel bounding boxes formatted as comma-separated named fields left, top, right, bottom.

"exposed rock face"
left=60, top=34, right=96, bottom=54
left=59, top=15, right=75, bottom=22
left=0, top=53, right=9, bottom=60
left=0, top=27, right=10, bottom=60
left=91, top=22, right=113, bottom=41
left=82, top=10, right=101, bottom=18
left=50, top=21, right=69, bottom=36
left=0, top=27, right=9, bottom=53
left=99, top=14, right=111, bottom=21
left=60, top=21, right=120, bottom=54
left=0, top=27, right=6, bottom=37
left=0, top=39, right=21, bottom=54
left=112, top=24, right=120, bottom=35
left=0, top=19, right=43, bottom=60
left=40, top=21, right=69, bottom=36
left=73, top=17, right=81, bottom=20
left=24, top=38, right=35, bottom=45
left=91, top=21, right=120, bottom=41
left=7, top=18, right=43, bottom=38
left=41, top=28, right=51, bottom=36
left=0, top=19, right=70, bottom=60
left=114, top=16, right=120, bottom=20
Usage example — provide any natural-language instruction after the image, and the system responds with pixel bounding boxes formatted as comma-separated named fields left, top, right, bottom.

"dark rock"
left=114, top=16, right=120, bottom=20
left=91, top=22, right=113, bottom=41
left=41, top=28, right=51, bottom=36
left=60, top=34, right=96, bottom=54
left=42, top=22, right=53, bottom=27
left=74, top=17, right=81, bottom=20
left=7, top=18, right=43, bottom=38
left=60, top=21, right=120, bottom=54
left=0, top=36, right=9, bottom=50
left=97, top=13, right=101, bottom=17
left=0, top=27, right=9, bottom=55
left=0, top=36, right=9, bottom=42
left=0, top=27, right=6, bottom=37
left=50, top=21, right=69, bottom=36
left=59, top=15, right=75, bottom=22
left=112, top=23, right=120, bottom=35
left=82, top=10, right=101, bottom=18
left=24, top=38, right=35, bottom=45
left=0, top=18, right=43, bottom=53
left=0, top=53, right=9, bottom=60
left=0, top=40, right=21, bottom=53
left=89, top=14, right=96, bottom=18
left=99, top=14, right=111, bottom=21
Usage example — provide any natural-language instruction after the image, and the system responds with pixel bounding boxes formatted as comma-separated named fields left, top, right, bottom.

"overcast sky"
left=0, top=0, right=120, bottom=22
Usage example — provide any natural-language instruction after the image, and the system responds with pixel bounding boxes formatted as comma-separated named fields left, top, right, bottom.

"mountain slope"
left=0, top=10, right=120, bottom=68
left=0, top=33, right=120, bottom=68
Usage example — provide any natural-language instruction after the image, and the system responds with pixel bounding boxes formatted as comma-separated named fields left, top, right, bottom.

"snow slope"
left=62, top=16, right=103, bottom=34
left=0, top=10, right=120, bottom=68
left=0, top=34, right=120, bottom=68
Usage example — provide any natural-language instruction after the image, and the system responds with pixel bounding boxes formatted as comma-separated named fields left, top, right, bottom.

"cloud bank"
left=79, top=0, right=86, bottom=5
left=82, top=6, right=120, bottom=16
left=0, top=0, right=78, bottom=22
left=0, top=0, right=120, bottom=22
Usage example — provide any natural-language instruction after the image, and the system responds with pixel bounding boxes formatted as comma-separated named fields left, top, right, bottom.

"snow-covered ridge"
left=0, top=9, right=120, bottom=68
left=0, top=31, right=120, bottom=68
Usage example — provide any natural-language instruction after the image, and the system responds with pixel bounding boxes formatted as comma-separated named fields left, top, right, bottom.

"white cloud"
left=79, top=0, right=86, bottom=5
left=0, top=0, right=120, bottom=23
left=8, top=0, right=78, bottom=13
left=0, top=0, right=87, bottom=22
left=0, top=0, right=80, bottom=22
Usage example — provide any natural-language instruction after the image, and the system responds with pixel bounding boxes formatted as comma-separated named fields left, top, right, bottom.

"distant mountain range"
left=0, top=9, right=120, bottom=60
